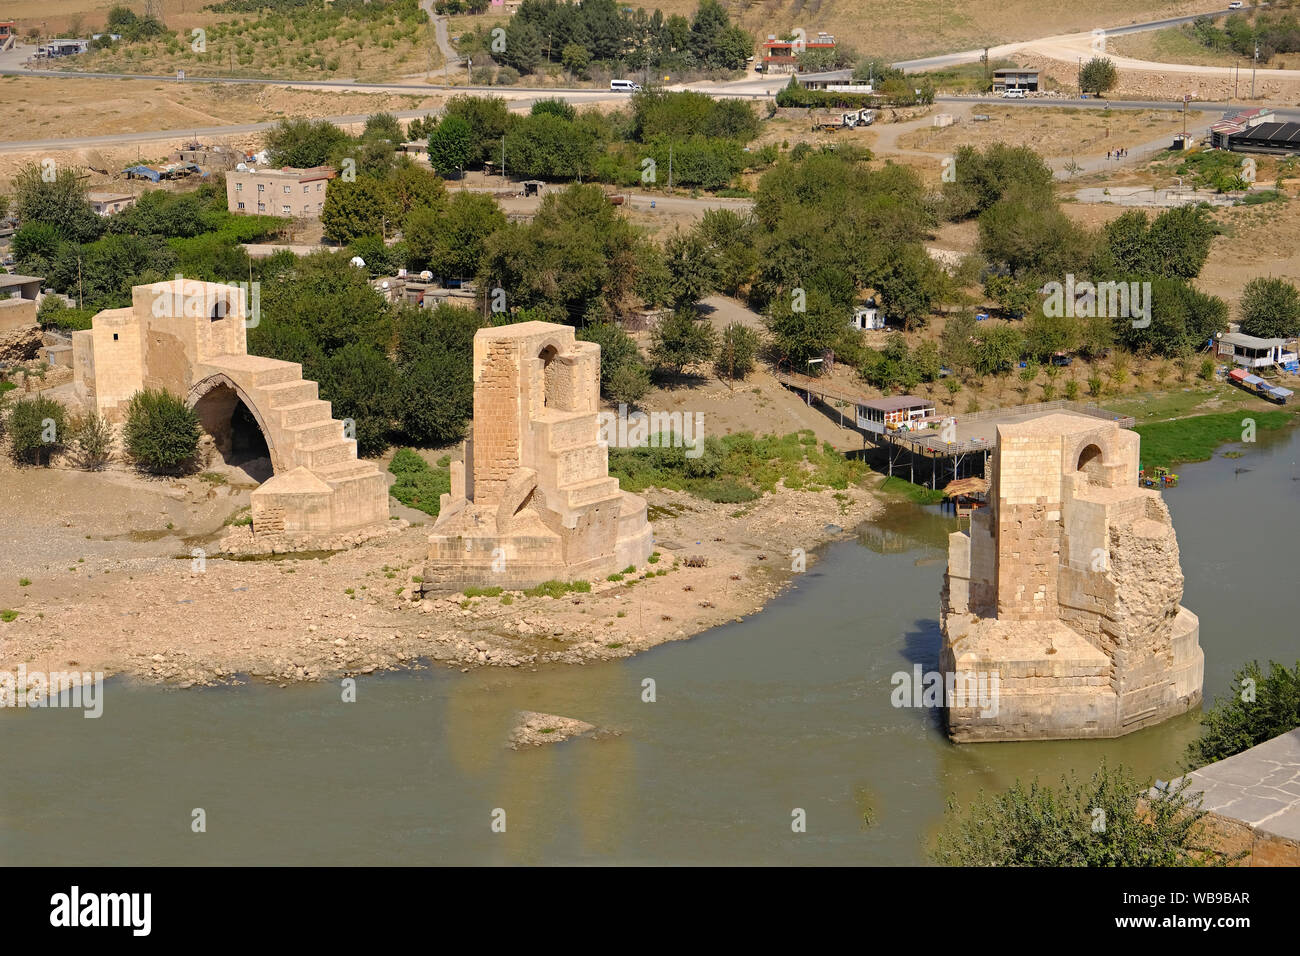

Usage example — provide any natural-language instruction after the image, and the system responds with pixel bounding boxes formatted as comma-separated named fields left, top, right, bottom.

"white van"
left=1001, top=87, right=1027, bottom=98
left=610, top=79, right=642, bottom=92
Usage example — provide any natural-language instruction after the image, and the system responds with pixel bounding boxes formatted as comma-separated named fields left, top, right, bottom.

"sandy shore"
left=0, top=458, right=883, bottom=685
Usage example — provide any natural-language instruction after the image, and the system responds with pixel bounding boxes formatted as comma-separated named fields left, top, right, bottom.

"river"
left=3, top=425, right=1297, bottom=865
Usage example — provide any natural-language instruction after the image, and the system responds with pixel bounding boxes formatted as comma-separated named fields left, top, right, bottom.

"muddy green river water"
left=3, top=426, right=1297, bottom=865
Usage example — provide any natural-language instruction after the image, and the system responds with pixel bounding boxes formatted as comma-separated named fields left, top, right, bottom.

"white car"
left=610, top=79, right=642, bottom=92
left=1228, top=2, right=1244, bottom=9
left=1001, top=88, right=1027, bottom=98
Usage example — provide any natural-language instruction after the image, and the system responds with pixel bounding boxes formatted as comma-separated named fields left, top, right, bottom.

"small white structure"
left=1217, top=331, right=1299, bottom=370
left=852, top=305, right=884, bottom=330
left=87, top=192, right=136, bottom=217
left=855, top=395, right=936, bottom=435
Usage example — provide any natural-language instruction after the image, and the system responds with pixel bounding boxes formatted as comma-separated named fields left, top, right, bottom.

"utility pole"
left=667, top=143, right=673, bottom=191
left=501, top=134, right=506, bottom=181
left=1235, top=58, right=1240, bottom=100
left=1252, top=40, right=1258, bottom=99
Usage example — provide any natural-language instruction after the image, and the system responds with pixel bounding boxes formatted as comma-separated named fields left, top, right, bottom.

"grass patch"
left=388, top=448, right=451, bottom=517
left=523, top=579, right=592, bottom=599
left=224, top=506, right=253, bottom=527
left=500, top=594, right=513, bottom=606
left=0, top=610, right=17, bottom=623
left=608, top=430, right=869, bottom=503
left=1135, top=410, right=1293, bottom=469
left=607, top=573, right=625, bottom=582
left=463, top=585, right=503, bottom=598
left=879, top=475, right=946, bottom=505
left=18, top=578, right=31, bottom=587
left=199, top=472, right=228, bottom=485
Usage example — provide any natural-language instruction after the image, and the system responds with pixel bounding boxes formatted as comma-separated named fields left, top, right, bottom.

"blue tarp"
left=123, top=165, right=161, bottom=182
left=1267, top=385, right=1293, bottom=400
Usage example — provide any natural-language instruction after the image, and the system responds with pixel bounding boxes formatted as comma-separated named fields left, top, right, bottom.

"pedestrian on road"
left=1107, top=150, right=1112, bottom=160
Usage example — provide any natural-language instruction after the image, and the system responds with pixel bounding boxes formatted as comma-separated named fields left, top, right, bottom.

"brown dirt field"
left=898, top=107, right=1201, bottom=160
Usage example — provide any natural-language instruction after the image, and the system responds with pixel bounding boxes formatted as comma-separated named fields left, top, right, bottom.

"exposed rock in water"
left=509, top=711, right=599, bottom=749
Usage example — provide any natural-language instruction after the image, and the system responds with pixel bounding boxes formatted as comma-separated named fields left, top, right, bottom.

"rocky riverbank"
left=0, top=460, right=883, bottom=686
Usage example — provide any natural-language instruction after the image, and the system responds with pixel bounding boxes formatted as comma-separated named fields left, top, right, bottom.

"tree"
left=441, top=95, right=513, bottom=166
left=940, top=313, right=979, bottom=377
left=650, top=308, right=717, bottom=375
left=501, top=18, right=544, bottom=74
left=427, top=115, right=475, bottom=178
left=1079, top=56, right=1118, bottom=95
left=1023, top=311, right=1079, bottom=361
left=663, top=228, right=718, bottom=308
left=577, top=321, right=646, bottom=397
left=481, top=184, right=644, bottom=324
left=933, top=762, right=1231, bottom=866
left=942, top=143, right=1056, bottom=221
left=405, top=191, right=505, bottom=279
left=1187, top=659, right=1300, bottom=767
left=877, top=245, right=947, bottom=330
left=1239, top=277, right=1300, bottom=338
left=395, top=347, right=472, bottom=447
left=714, top=322, right=759, bottom=380
left=6, top=395, right=67, bottom=466
left=71, top=411, right=114, bottom=471
left=11, top=163, right=104, bottom=243
left=124, top=389, right=200, bottom=475
left=606, top=362, right=651, bottom=405
left=362, top=112, right=404, bottom=145
left=320, top=176, right=394, bottom=243
left=765, top=288, right=848, bottom=370
left=319, top=344, right=396, bottom=457
left=265, top=118, right=351, bottom=169
left=561, top=42, right=591, bottom=78
left=973, top=324, right=1023, bottom=376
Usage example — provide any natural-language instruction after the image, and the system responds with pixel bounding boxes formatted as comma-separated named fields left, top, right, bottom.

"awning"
left=944, top=477, right=989, bottom=498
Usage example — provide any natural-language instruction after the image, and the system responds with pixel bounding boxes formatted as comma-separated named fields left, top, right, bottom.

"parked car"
left=1001, top=88, right=1027, bottom=99
left=1228, top=2, right=1244, bottom=9
left=610, top=79, right=642, bottom=92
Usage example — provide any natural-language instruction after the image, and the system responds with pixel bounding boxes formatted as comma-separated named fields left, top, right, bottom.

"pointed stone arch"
left=187, top=372, right=283, bottom=475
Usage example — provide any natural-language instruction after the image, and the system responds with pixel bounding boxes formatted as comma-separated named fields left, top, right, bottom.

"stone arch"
left=1076, top=443, right=1105, bottom=484
left=187, top=373, right=281, bottom=476
left=537, top=342, right=564, bottom=410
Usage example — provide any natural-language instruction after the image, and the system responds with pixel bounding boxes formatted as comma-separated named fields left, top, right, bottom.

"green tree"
left=1079, top=56, right=1118, bottom=95
left=940, top=312, right=979, bottom=378
left=714, top=322, right=759, bottom=379
left=123, top=388, right=200, bottom=475
left=1023, top=311, right=1079, bottom=360
left=561, top=43, right=591, bottom=78
left=1187, top=659, right=1300, bottom=767
left=650, top=308, right=717, bottom=375
left=1239, top=276, right=1300, bottom=338
left=578, top=321, right=646, bottom=397
left=441, top=95, right=513, bottom=166
left=265, top=118, right=351, bottom=169
left=321, top=176, right=394, bottom=243
left=5, top=395, right=67, bottom=466
left=973, top=324, right=1023, bottom=376
left=11, top=163, right=103, bottom=243
left=427, top=115, right=476, bottom=178
left=406, top=191, right=505, bottom=279
left=663, top=228, right=718, bottom=308
left=933, top=762, right=1230, bottom=866
left=877, top=245, right=947, bottom=330
left=765, top=288, right=848, bottom=370
left=319, top=344, right=396, bottom=457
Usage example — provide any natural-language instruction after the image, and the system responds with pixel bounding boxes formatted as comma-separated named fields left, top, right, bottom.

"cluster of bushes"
left=419, top=90, right=766, bottom=191
left=776, top=76, right=935, bottom=109
left=11, top=170, right=284, bottom=312
left=387, top=448, right=451, bottom=516
left=3, top=388, right=198, bottom=473
left=859, top=335, right=942, bottom=391
left=455, top=0, right=754, bottom=78
left=1189, top=11, right=1300, bottom=64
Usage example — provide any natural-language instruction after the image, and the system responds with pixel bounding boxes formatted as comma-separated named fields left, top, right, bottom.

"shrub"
left=933, top=762, right=1231, bottom=866
left=6, top=395, right=67, bottom=465
left=388, top=448, right=451, bottom=517
left=1186, top=660, right=1300, bottom=767
left=123, top=388, right=201, bottom=474
left=715, top=322, right=759, bottom=379
left=72, top=411, right=114, bottom=470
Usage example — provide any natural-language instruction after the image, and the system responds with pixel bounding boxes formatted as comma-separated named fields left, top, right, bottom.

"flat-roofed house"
left=856, top=395, right=937, bottom=435
left=1217, top=331, right=1298, bottom=370
left=87, top=192, right=137, bottom=217
left=226, top=166, right=336, bottom=218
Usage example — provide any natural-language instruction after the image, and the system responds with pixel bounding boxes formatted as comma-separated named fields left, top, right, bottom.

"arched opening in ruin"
left=190, top=378, right=275, bottom=483
left=1077, top=443, right=1105, bottom=484
left=210, top=296, right=230, bottom=322
left=538, top=344, right=558, bottom=408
